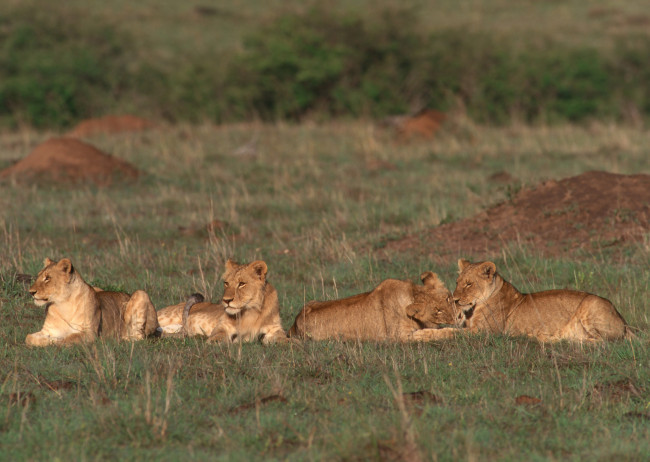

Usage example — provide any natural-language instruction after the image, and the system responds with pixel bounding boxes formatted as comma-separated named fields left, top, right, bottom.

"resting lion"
left=157, top=259, right=287, bottom=343
left=288, top=271, right=458, bottom=341
left=414, top=259, right=634, bottom=342
left=26, top=258, right=159, bottom=346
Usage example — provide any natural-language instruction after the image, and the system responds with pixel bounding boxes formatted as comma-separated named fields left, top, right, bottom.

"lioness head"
left=453, top=259, right=499, bottom=311
left=406, top=271, right=459, bottom=326
left=29, top=258, right=75, bottom=306
left=221, top=259, right=268, bottom=316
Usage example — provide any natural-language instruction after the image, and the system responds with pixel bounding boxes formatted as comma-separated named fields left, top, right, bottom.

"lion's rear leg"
left=124, top=290, right=160, bottom=340
left=558, top=295, right=627, bottom=342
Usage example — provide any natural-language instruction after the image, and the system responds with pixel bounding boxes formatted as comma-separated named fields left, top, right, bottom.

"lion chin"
left=225, top=306, right=242, bottom=316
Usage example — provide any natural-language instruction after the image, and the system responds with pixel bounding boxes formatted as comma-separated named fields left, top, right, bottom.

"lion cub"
left=443, top=259, right=633, bottom=342
left=26, top=258, right=159, bottom=346
left=157, top=259, right=287, bottom=343
left=288, top=271, right=458, bottom=341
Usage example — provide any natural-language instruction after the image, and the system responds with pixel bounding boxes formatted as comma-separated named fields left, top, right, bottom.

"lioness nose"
left=453, top=296, right=460, bottom=303
left=29, top=289, right=36, bottom=296
left=222, top=296, right=233, bottom=304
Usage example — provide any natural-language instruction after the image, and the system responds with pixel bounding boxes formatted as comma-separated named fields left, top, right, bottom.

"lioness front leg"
left=61, top=332, right=95, bottom=345
left=207, top=325, right=235, bottom=343
left=26, top=331, right=56, bottom=347
left=409, top=327, right=459, bottom=342
left=260, top=325, right=289, bottom=344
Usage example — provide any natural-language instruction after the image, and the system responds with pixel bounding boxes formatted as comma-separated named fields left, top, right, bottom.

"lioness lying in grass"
left=412, top=259, right=634, bottom=342
left=26, top=258, right=159, bottom=346
left=289, top=271, right=458, bottom=341
left=157, top=259, right=287, bottom=343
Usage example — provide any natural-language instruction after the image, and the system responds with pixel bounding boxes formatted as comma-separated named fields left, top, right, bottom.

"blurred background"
left=2, top=0, right=649, bottom=129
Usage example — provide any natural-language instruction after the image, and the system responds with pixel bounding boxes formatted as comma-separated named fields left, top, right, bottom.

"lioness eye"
left=465, top=281, right=471, bottom=287
left=238, top=282, right=246, bottom=288
left=224, top=282, right=229, bottom=287
left=43, top=276, right=50, bottom=283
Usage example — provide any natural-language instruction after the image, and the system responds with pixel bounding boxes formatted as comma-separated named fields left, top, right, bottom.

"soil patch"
left=0, top=137, right=139, bottom=186
left=380, top=109, right=446, bottom=140
left=387, top=171, right=650, bottom=257
left=66, top=115, right=154, bottom=138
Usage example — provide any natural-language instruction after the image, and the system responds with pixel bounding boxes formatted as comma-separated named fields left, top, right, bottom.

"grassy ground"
left=0, top=120, right=648, bottom=460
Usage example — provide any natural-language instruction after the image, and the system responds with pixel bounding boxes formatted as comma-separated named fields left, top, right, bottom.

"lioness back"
left=290, top=291, right=384, bottom=340
left=96, top=291, right=132, bottom=338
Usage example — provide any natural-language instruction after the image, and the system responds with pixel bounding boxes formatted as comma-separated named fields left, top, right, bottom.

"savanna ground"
left=1, top=120, right=648, bottom=460
left=1, top=0, right=650, bottom=460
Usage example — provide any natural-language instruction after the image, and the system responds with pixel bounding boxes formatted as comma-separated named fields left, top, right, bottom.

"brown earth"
left=0, top=137, right=139, bottom=186
left=386, top=171, right=650, bottom=257
left=66, top=115, right=154, bottom=138
left=380, top=109, right=446, bottom=140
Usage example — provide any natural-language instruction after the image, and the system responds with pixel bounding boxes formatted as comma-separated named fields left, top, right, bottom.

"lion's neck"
left=486, top=276, right=524, bottom=315
left=49, top=274, right=96, bottom=318
left=261, top=282, right=277, bottom=310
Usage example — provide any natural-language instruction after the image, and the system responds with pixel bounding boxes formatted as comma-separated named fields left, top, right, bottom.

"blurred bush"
left=0, top=6, right=132, bottom=128
left=1, top=5, right=649, bottom=127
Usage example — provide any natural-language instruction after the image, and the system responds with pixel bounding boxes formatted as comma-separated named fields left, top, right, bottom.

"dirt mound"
left=380, top=109, right=446, bottom=140
left=389, top=171, right=650, bottom=257
left=66, top=115, right=154, bottom=138
left=0, top=137, right=139, bottom=186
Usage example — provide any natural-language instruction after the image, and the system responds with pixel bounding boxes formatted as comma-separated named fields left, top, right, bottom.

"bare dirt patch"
left=0, top=137, right=139, bottom=186
left=66, top=115, right=155, bottom=138
left=387, top=171, right=650, bottom=257
left=380, top=109, right=446, bottom=140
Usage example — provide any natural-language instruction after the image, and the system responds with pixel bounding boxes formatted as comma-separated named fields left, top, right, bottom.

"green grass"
left=0, top=121, right=649, bottom=459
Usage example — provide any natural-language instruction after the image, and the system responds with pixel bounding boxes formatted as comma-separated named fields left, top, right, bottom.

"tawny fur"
left=415, top=259, right=634, bottom=342
left=26, top=258, right=159, bottom=346
left=289, top=271, right=458, bottom=341
left=157, top=259, right=287, bottom=343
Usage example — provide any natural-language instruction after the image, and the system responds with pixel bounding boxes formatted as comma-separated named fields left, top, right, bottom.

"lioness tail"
left=182, top=293, right=205, bottom=335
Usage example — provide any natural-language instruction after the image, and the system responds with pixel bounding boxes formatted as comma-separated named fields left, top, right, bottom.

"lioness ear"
left=480, top=261, right=496, bottom=280
left=405, top=302, right=426, bottom=319
left=250, top=260, right=268, bottom=280
left=57, top=258, right=74, bottom=274
left=458, top=259, right=471, bottom=273
left=420, top=271, right=446, bottom=290
left=43, top=257, right=54, bottom=267
left=225, top=259, right=238, bottom=272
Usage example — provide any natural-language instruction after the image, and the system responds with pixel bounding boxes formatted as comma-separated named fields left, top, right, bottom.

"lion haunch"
left=26, top=258, right=159, bottom=346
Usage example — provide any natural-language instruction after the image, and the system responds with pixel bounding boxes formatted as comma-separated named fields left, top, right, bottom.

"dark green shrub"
left=0, top=6, right=130, bottom=128
left=225, top=7, right=427, bottom=120
left=1, top=4, right=650, bottom=128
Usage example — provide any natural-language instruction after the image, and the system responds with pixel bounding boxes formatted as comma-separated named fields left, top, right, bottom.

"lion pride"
left=442, top=259, right=633, bottom=342
left=26, top=258, right=159, bottom=346
left=288, top=271, right=458, bottom=341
